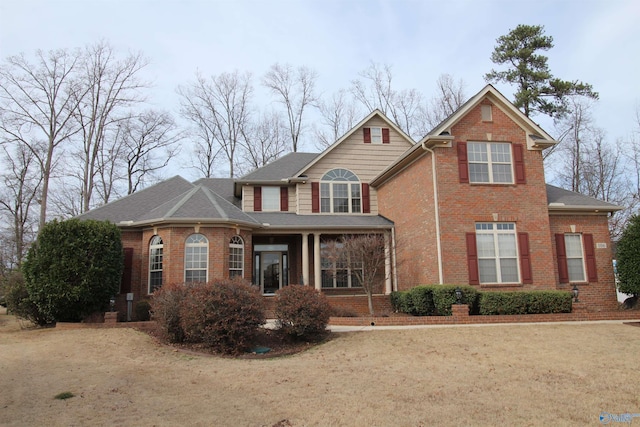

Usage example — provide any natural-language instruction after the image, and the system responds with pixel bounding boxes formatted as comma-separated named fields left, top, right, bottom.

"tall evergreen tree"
left=485, top=24, right=598, bottom=119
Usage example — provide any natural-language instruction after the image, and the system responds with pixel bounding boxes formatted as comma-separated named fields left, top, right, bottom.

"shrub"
left=21, top=219, right=123, bottom=324
left=135, top=300, right=152, bottom=321
left=617, top=214, right=640, bottom=296
left=479, top=290, right=572, bottom=315
left=275, top=285, right=331, bottom=340
left=3, top=270, right=50, bottom=325
left=409, top=286, right=435, bottom=316
left=151, top=282, right=190, bottom=343
left=179, top=279, right=266, bottom=354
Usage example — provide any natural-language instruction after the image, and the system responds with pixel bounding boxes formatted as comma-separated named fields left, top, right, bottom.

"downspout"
left=421, top=142, right=444, bottom=284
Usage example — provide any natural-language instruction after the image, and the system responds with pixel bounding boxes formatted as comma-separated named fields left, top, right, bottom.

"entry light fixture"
left=455, top=287, right=463, bottom=305
left=571, top=284, right=580, bottom=303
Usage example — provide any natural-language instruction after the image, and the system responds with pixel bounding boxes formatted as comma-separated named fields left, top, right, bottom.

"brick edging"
left=329, top=309, right=640, bottom=326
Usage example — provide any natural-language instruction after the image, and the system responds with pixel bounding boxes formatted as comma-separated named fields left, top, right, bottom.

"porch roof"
left=250, top=212, right=394, bottom=231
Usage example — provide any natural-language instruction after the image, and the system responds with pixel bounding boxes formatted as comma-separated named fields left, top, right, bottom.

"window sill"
left=479, top=283, right=524, bottom=289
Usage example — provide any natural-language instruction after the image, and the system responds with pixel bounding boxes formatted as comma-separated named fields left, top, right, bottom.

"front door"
left=261, top=252, right=281, bottom=295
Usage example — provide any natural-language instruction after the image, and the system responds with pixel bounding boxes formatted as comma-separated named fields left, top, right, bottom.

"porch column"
left=384, top=231, right=392, bottom=294
left=302, top=233, right=310, bottom=286
left=314, top=233, right=322, bottom=291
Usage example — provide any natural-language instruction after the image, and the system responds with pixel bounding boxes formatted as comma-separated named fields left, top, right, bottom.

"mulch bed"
left=146, top=326, right=333, bottom=359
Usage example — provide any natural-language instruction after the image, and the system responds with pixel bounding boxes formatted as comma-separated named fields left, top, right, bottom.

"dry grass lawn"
left=1, top=309, right=639, bottom=426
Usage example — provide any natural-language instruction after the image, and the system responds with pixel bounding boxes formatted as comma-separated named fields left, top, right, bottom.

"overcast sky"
left=1, top=0, right=639, bottom=179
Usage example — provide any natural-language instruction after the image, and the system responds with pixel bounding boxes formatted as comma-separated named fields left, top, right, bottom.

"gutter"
left=421, top=141, right=444, bottom=285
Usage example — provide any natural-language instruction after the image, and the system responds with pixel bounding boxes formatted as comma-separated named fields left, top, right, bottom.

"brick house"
left=78, top=85, right=621, bottom=317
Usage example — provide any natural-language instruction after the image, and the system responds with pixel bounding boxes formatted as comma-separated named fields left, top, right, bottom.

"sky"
left=1, top=0, right=639, bottom=180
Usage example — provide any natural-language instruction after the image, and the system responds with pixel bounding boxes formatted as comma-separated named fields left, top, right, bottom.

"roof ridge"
left=200, top=186, right=229, bottom=220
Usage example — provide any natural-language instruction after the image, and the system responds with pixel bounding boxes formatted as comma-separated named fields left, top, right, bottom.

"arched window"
left=320, top=169, right=361, bottom=213
left=229, top=235, right=244, bottom=278
left=149, top=235, right=163, bottom=293
left=185, top=234, right=208, bottom=283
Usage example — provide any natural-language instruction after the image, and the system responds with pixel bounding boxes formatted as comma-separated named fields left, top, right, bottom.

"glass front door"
left=261, top=252, right=281, bottom=295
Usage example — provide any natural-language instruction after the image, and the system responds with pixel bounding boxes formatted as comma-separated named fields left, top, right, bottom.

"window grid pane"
left=468, top=142, right=513, bottom=184
left=565, top=234, right=585, bottom=282
left=475, top=223, right=519, bottom=284
left=185, top=234, right=208, bottom=283
left=149, top=237, right=163, bottom=293
left=262, top=186, right=280, bottom=211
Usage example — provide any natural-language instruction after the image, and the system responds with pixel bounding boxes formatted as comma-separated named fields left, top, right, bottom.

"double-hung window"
left=475, top=223, right=519, bottom=284
left=320, top=169, right=361, bottom=213
left=261, top=186, right=280, bottom=211
left=149, top=235, right=163, bottom=293
left=564, top=234, right=586, bottom=282
left=229, top=235, right=244, bottom=278
left=468, top=142, right=513, bottom=183
left=185, top=234, right=208, bottom=283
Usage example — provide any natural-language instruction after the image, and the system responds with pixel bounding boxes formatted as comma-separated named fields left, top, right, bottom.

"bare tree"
left=350, top=62, right=431, bottom=140
left=0, top=144, right=42, bottom=267
left=73, top=41, right=149, bottom=212
left=339, top=234, right=387, bottom=315
left=314, top=89, right=361, bottom=150
left=263, top=63, right=317, bottom=152
left=0, top=49, right=86, bottom=228
left=118, top=110, right=182, bottom=195
left=552, top=97, right=596, bottom=193
left=423, top=74, right=467, bottom=130
left=238, top=110, right=289, bottom=175
left=179, top=71, right=253, bottom=178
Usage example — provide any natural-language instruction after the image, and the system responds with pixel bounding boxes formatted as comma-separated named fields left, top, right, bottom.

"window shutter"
left=518, top=232, right=533, bottom=284
left=362, top=183, right=370, bottom=213
left=513, top=143, right=526, bottom=184
left=555, top=234, right=569, bottom=283
left=280, top=187, right=288, bottom=212
left=583, top=233, right=598, bottom=282
left=311, top=182, right=320, bottom=213
left=120, top=247, right=133, bottom=294
left=382, top=128, right=390, bottom=144
left=253, top=186, right=262, bottom=212
left=363, top=127, right=371, bottom=144
left=466, top=232, right=480, bottom=285
left=457, top=142, right=469, bottom=183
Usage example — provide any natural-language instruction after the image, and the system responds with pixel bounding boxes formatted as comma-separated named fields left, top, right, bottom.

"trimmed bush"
left=275, top=285, right=331, bottom=340
left=397, top=285, right=480, bottom=316
left=151, top=282, right=190, bottom=343
left=135, top=300, right=152, bottom=321
left=21, top=219, right=123, bottom=324
left=183, top=279, right=266, bottom=353
left=479, top=290, right=572, bottom=315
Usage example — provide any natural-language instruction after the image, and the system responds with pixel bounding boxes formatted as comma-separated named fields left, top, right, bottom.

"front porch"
left=251, top=230, right=395, bottom=297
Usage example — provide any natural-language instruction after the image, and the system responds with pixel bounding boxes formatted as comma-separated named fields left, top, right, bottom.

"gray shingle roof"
left=77, top=176, right=194, bottom=222
left=249, top=212, right=393, bottom=230
left=239, top=152, right=320, bottom=181
left=546, top=184, right=622, bottom=212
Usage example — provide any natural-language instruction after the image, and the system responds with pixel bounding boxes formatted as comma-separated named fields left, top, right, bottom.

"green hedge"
left=479, top=290, right=572, bottom=315
left=391, top=285, right=480, bottom=316
left=391, top=286, right=571, bottom=316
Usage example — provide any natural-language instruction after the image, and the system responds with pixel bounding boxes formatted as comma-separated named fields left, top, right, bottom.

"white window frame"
left=468, top=142, right=514, bottom=184
left=185, top=233, right=208, bottom=283
left=148, top=235, right=163, bottom=294
left=370, top=127, right=383, bottom=144
left=475, top=223, right=520, bottom=284
left=320, top=169, right=361, bottom=214
left=229, top=235, right=244, bottom=279
left=565, top=234, right=586, bottom=282
left=261, top=186, right=280, bottom=211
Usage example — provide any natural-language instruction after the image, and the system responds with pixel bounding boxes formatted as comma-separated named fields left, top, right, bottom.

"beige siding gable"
left=297, top=117, right=413, bottom=214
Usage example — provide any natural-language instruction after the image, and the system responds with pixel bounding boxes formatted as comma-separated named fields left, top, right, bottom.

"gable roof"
left=546, top=184, right=622, bottom=213
left=295, top=109, right=415, bottom=176
left=371, top=85, right=559, bottom=187
left=423, top=84, right=557, bottom=147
